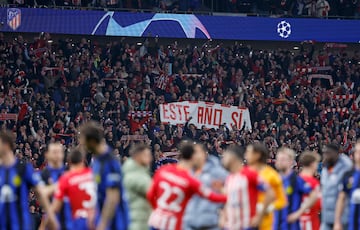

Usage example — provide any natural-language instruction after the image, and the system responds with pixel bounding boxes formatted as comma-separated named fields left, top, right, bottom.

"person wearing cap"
left=320, top=143, right=353, bottom=230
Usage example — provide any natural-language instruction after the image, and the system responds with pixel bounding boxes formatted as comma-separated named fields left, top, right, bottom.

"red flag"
left=30, top=38, right=47, bottom=58
left=272, top=98, right=288, bottom=105
left=18, top=103, right=28, bottom=121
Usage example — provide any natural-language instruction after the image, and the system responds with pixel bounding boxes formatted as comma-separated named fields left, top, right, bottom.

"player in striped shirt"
left=274, top=148, right=319, bottom=230
left=52, top=148, right=97, bottom=229
left=147, top=141, right=227, bottom=230
left=334, top=139, right=360, bottom=230
left=298, top=152, right=321, bottom=230
left=79, top=121, right=129, bottom=230
left=39, top=143, right=72, bottom=230
left=221, top=145, right=274, bottom=230
left=0, top=131, right=58, bottom=230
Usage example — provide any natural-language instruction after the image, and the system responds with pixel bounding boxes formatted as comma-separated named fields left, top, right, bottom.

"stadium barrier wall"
left=2, top=7, right=360, bottom=42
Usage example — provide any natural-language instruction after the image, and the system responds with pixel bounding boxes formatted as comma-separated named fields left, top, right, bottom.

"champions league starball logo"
left=91, top=12, right=211, bottom=39
left=277, top=20, right=292, bottom=38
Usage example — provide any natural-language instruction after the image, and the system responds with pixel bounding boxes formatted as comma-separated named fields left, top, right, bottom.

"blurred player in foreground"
left=221, top=145, right=275, bottom=230
left=274, top=147, right=319, bottom=230
left=183, top=143, right=228, bottom=230
left=41, top=143, right=66, bottom=187
left=298, top=151, right=321, bottom=230
left=245, top=143, right=287, bottom=230
left=321, top=143, right=352, bottom=230
left=79, top=121, right=129, bottom=230
left=334, top=139, right=360, bottom=230
left=52, top=148, right=97, bottom=229
left=0, top=131, right=58, bottom=230
left=40, top=142, right=72, bottom=230
left=147, top=141, right=227, bottom=230
left=123, top=144, right=153, bottom=230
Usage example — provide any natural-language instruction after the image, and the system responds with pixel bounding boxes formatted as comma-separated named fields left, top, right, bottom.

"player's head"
left=222, top=145, right=245, bottom=172
left=322, top=143, right=339, bottom=167
left=192, top=143, right=207, bottom=169
left=245, top=142, right=269, bottom=165
left=299, top=151, right=320, bottom=175
left=0, top=130, right=15, bottom=157
left=68, top=147, right=85, bottom=166
left=178, top=141, right=197, bottom=167
left=353, top=139, right=360, bottom=166
left=129, top=143, right=152, bottom=167
left=79, top=121, right=104, bottom=154
left=45, top=142, right=64, bottom=167
left=276, top=147, right=296, bottom=173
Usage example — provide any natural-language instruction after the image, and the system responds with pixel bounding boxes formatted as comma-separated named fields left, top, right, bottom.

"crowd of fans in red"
left=0, top=33, right=359, bottom=172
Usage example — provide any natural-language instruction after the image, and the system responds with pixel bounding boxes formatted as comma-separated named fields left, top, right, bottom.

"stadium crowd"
left=8, top=0, right=360, bottom=18
left=0, top=31, right=359, bottom=229
left=0, top=33, right=359, bottom=169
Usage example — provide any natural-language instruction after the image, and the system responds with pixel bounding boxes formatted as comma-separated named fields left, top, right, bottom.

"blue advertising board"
left=0, top=7, right=359, bottom=42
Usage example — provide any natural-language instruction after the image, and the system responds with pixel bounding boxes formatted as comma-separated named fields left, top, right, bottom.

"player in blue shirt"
left=334, top=139, right=360, bottom=230
left=0, top=130, right=58, bottom=230
left=274, top=147, right=319, bottom=230
left=79, top=121, right=130, bottom=230
left=40, top=142, right=72, bottom=230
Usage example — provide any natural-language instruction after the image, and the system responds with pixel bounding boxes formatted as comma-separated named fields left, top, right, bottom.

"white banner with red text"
left=159, top=101, right=252, bottom=131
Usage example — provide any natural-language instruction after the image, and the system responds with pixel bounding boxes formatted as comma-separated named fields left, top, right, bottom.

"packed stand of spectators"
left=0, top=32, right=360, bottom=171
left=6, top=0, right=360, bottom=18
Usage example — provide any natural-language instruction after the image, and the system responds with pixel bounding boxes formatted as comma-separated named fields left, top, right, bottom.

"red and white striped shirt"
left=147, top=164, right=226, bottom=230
left=224, top=167, right=264, bottom=230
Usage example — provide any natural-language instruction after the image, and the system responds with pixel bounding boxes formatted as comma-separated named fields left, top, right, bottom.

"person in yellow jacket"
left=245, top=143, right=288, bottom=230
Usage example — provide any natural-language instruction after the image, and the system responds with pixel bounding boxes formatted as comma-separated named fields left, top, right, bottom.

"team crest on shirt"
left=286, top=186, right=293, bottom=195
left=12, top=175, right=22, bottom=187
left=95, top=174, right=101, bottom=183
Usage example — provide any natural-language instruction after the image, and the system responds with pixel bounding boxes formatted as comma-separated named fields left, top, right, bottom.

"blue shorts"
left=72, top=218, right=89, bottom=230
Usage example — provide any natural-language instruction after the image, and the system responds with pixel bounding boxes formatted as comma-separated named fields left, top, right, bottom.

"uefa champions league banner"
left=159, top=101, right=252, bottom=131
left=2, top=7, right=360, bottom=42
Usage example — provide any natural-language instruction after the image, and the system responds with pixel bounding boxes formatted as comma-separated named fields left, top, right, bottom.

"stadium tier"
left=0, top=4, right=359, bottom=230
